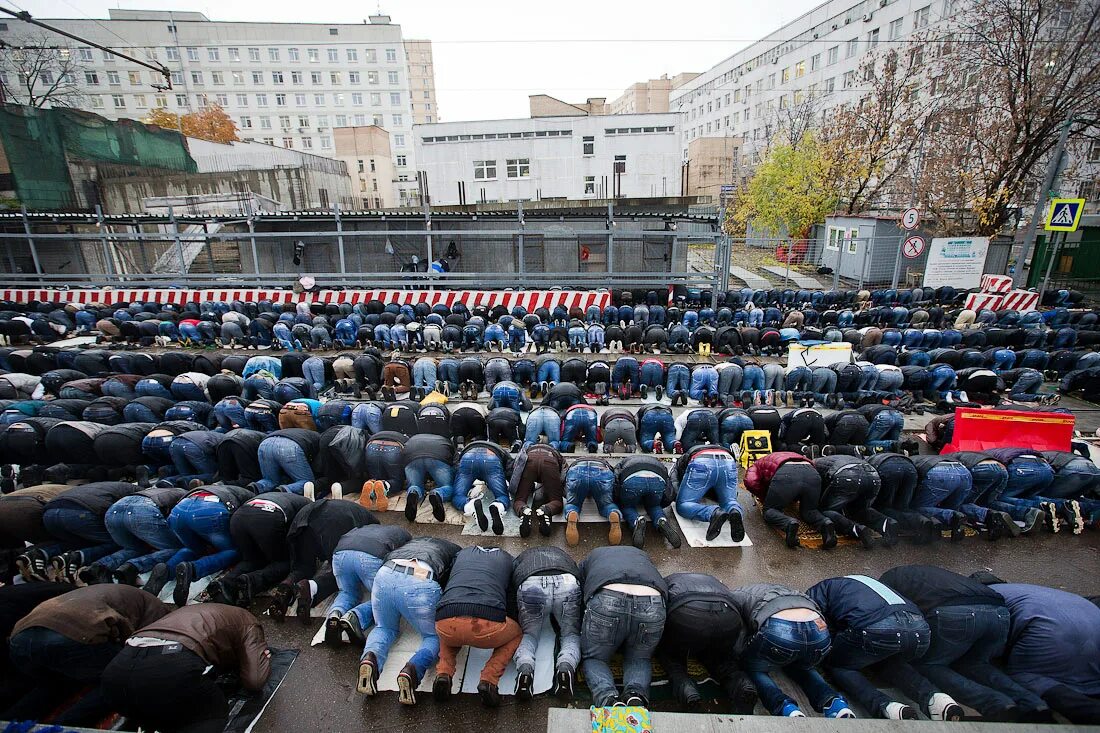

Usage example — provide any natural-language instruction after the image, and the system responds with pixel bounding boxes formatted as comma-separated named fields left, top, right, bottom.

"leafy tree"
left=144, top=104, right=238, bottom=143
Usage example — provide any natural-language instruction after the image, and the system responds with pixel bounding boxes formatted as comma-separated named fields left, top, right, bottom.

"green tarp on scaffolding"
left=0, top=104, right=197, bottom=211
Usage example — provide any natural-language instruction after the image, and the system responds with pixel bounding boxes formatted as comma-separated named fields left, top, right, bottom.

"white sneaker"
left=330, top=482, right=343, bottom=500
left=957, top=390, right=969, bottom=403
left=927, top=693, right=964, bottom=721
left=303, top=481, right=315, bottom=501
left=885, top=702, right=916, bottom=720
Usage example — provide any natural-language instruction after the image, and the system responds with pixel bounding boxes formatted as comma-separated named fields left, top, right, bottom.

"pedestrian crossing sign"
left=1044, top=198, right=1084, bottom=232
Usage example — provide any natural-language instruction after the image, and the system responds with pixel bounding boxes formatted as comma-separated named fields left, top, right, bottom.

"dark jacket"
left=135, top=486, right=187, bottom=515
left=511, top=546, right=580, bottom=589
left=385, top=537, right=462, bottom=586
left=403, top=433, right=454, bottom=465
left=242, top=491, right=310, bottom=521
left=12, top=584, right=170, bottom=645
left=729, top=583, right=820, bottom=634
left=334, top=524, right=412, bottom=559
left=579, top=546, right=667, bottom=604
left=613, top=455, right=673, bottom=507
left=456, top=440, right=514, bottom=474
left=743, top=452, right=810, bottom=500
left=807, top=575, right=921, bottom=632
left=286, top=499, right=377, bottom=560
left=45, top=481, right=138, bottom=517
left=436, top=546, right=515, bottom=623
left=880, top=565, right=1005, bottom=615
left=665, top=572, right=736, bottom=615
left=185, top=483, right=255, bottom=512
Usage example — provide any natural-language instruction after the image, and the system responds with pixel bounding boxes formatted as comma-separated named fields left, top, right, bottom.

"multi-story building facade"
left=403, top=39, right=439, bottom=125
left=413, top=113, right=682, bottom=205
left=0, top=9, right=433, bottom=207
left=670, top=0, right=952, bottom=169
left=610, top=73, right=700, bottom=115
left=333, top=125, right=396, bottom=208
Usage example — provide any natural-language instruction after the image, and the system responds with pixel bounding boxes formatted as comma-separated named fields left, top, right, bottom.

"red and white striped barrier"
left=979, top=274, right=1013, bottom=294
left=0, top=288, right=610, bottom=311
left=964, top=292, right=1004, bottom=311
left=1000, top=289, right=1040, bottom=313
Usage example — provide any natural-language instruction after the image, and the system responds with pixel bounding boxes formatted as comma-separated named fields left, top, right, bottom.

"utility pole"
left=1013, top=114, right=1074, bottom=288
left=891, top=124, right=928, bottom=289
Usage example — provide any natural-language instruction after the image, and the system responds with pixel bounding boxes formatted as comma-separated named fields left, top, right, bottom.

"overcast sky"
left=21, top=0, right=817, bottom=121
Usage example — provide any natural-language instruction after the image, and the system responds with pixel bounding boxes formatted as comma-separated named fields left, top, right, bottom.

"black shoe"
left=655, top=385, right=664, bottom=401
left=489, top=502, right=505, bottom=536
left=358, top=652, right=380, bottom=696
left=640, top=384, right=648, bottom=399
left=268, top=583, right=295, bottom=620
left=706, top=511, right=728, bottom=541
left=515, top=668, right=534, bottom=702
left=325, top=614, right=344, bottom=645
left=881, top=518, right=900, bottom=547
left=553, top=665, right=575, bottom=698
left=396, top=662, right=419, bottom=705
left=296, top=579, right=313, bottom=624
left=428, top=492, right=447, bottom=522
left=675, top=680, right=703, bottom=705
left=473, top=499, right=489, bottom=531
left=949, top=511, right=967, bottom=542
left=537, top=509, right=553, bottom=537
left=728, top=511, right=745, bottom=542
left=114, top=562, right=140, bottom=587
left=478, top=680, right=501, bottom=708
left=134, top=464, right=151, bottom=488
left=433, top=673, right=453, bottom=702
left=853, top=524, right=875, bottom=549
left=519, top=508, right=533, bottom=538
left=785, top=522, right=801, bottom=548
left=404, top=493, right=422, bottom=522
left=173, top=561, right=194, bottom=606
left=655, top=517, right=682, bottom=548
left=819, top=521, right=838, bottom=550
left=623, top=693, right=648, bottom=708
left=341, top=611, right=365, bottom=643
left=631, top=516, right=649, bottom=548
left=144, top=562, right=170, bottom=596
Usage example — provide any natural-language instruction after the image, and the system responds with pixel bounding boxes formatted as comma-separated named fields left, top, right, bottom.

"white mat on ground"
left=310, top=617, right=556, bottom=695
left=673, top=503, right=753, bottom=548
left=383, top=492, right=468, bottom=525
left=461, top=483, right=613, bottom=537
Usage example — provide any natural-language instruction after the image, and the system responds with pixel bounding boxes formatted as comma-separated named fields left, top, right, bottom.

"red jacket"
left=743, top=451, right=810, bottom=500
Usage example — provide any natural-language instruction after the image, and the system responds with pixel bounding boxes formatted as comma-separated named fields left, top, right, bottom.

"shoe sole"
left=404, top=496, right=420, bottom=522
left=325, top=616, right=343, bottom=645
left=565, top=511, right=580, bottom=546
left=473, top=500, right=489, bottom=532
left=428, top=493, right=446, bottom=522
left=358, top=663, right=378, bottom=696
left=608, top=511, right=622, bottom=545
left=397, top=673, right=416, bottom=704
left=489, top=503, right=505, bottom=535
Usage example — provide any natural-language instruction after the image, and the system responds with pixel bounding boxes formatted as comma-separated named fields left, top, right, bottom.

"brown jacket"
left=1, top=483, right=71, bottom=505
left=278, top=402, right=317, bottom=431
left=134, top=603, right=271, bottom=692
left=12, top=584, right=169, bottom=644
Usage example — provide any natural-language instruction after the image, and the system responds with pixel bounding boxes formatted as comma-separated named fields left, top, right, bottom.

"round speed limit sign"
left=901, top=207, right=921, bottom=230
left=902, top=235, right=926, bottom=259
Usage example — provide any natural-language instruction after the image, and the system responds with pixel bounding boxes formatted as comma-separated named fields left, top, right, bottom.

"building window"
left=241, top=116, right=253, bottom=128
left=190, top=71, right=203, bottom=85
left=868, top=28, right=880, bottom=47
left=335, top=114, right=347, bottom=127
left=107, top=71, right=120, bottom=85
left=311, top=72, right=322, bottom=85
left=292, top=71, right=303, bottom=85
left=389, top=92, right=401, bottom=106
left=353, top=113, right=366, bottom=125
left=272, top=71, right=284, bottom=84
left=176, top=93, right=188, bottom=106
left=372, top=114, right=383, bottom=126
left=914, top=5, right=930, bottom=27
left=474, top=160, right=497, bottom=180
left=385, top=48, right=397, bottom=62
left=614, top=155, right=626, bottom=174
left=134, top=94, right=147, bottom=108
left=781, top=67, right=790, bottom=84
left=233, top=71, right=245, bottom=85
left=90, top=95, right=103, bottom=109
left=351, top=92, right=363, bottom=105
left=236, top=93, right=248, bottom=106
left=308, top=48, right=320, bottom=62
left=347, top=48, right=358, bottom=62
left=396, top=155, right=407, bottom=166
left=248, top=47, right=261, bottom=62
left=269, top=48, right=280, bottom=62
left=78, top=47, right=94, bottom=62
left=85, top=71, right=99, bottom=85
left=260, top=116, right=272, bottom=129
left=301, top=137, right=313, bottom=149
left=846, top=37, right=859, bottom=58
left=827, top=46, right=839, bottom=65
left=212, top=71, right=224, bottom=85
left=279, top=115, right=291, bottom=129
left=282, top=137, right=294, bottom=148
left=582, top=136, right=594, bottom=155
left=584, top=176, right=596, bottom=195
left=321, top=135, right=332, bottom=149
left=827, top=226, right=842, bottom=250
left=365, top=48, right=377, bottom=63
left=889, top=17, right=904, bottom=39
left=215, top=93, right=228, bottom=106
left=349, top=71, right=360, bottom=84
left=1088, top=140, right=1100, bottom=162
left=394, top=134, right=405, bottom=146
left=325, top=48, right=337, bottom=62
left=295, top=93, right=307, bottom=106
left=155, top=94, right=167, bottom=107
left=795, top=60, right=805, bottom=78
left=299, top=115, right=310, bottom=127
left=257, top=93, right=268, bottom=107
left=207, top=47, right=219, bottom=61
left=186, top=47, right=199, bottom=61
left=276, top=93, right=287, bottom=106
left=252, top=72, right=263, bottom=85
left=368, top=71, right=379, bottom=85
left=843, top=70, right=857, bottom=88
left=314, top=93, right=325, bottom=105
left=331, top=72, right=342, bottom=84
left=506, top=158, right=531, bottom=178
left=112, top=94, right=125, bottom=108
left=228, top=47, right=240, bottom=62
left=288, top=48, right=300, bottom=62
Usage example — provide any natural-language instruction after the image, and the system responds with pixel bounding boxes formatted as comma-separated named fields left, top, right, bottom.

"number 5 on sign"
left=900, top=207, right=920, bottom=230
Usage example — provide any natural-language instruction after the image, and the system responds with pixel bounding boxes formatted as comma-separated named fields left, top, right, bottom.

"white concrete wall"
left=413, top=114, right=682, bottom=205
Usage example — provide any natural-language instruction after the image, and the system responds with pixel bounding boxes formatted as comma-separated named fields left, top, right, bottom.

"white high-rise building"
left=670, top=0, right=952, bottom=167
left=0, top=9, right=435, bottom=207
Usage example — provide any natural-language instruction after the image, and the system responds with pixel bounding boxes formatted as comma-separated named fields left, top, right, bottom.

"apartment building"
left=333, top=125, right=397, bottom=208
left=610, top=73, right=700, bottom=115
left=414, top=113, right=682, bottom=205
left=0, top=9, right=434, bottom=207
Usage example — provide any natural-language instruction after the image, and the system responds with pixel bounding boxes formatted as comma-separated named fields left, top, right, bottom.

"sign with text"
left=922, top=236, right=990, bottom=289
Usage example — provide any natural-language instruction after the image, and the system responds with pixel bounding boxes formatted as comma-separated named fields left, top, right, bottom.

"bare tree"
left=0, top=34, right=86, bottom=108
left=764, top=92, right=823, bottom=150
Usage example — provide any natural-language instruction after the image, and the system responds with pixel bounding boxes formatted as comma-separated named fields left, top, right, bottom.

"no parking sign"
left=902, top=235, right=926, bottom=259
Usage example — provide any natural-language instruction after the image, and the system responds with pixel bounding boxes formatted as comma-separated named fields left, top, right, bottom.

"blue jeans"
left=866, top=410, right=904, bottom=450
left=612, top=358, right=639, bottom=390
left=741, top=616, right=837, bottom=715
left=680, top=410, right=719, bottom=450
left=639, top=362, right=664, bottom=387
left=491, top=384, right=523, bottom=411
left=40, top=505, right=116, bottom=561
left=810, top=368, right=837, bottom=402
left=302, top=359, right=326, bottom=398
left=564, top=463, right=619, bottom=519
left=97, top=495, right=182, bottom=572
left=361, top=565, right=442, bottom=675
left=516, top=574, right=582, bottom=672
left=581, top=590, right=666, bottom=706
left=619, top=474, right=667, bottom=526
left=329, top=549, right=386, bottom=628
left=438, top=360, right=460, bottom=392
left=214, top=399, right=249, bottom=431
left=639, top=409, right=676, bottom=452
left=242, top=376, right=274, bottom=401
left=537, top=360, right=561, bottom=384
left=256, top=436, right=315, bottom=494
left=926, top=365, right=957, bottom=399
left=136, top=380, right=173, bottom=399
left=167, top=497, right=234, bottom=578
left=452, top=447, right=509, bottom=510
left=524, top=407, right=561, bottom=447
left=405, top=457, right=454, bottom=501
left=900, top=605, right=1048, bottom=715
left=558, top=409, right=598, bottom=452
left=676, top=455, right=742, bottom=522
left=689, top=368, right=718, bottom=399
left=168, top=438, right=218, bottom=487
left=916, top=462, right=972, bottom=523
left=826, top=610, right=933, bottom=717
left=786, top=366, right=812, bottom=392
left=413, top=360, right=438, bottom=392
left=666, top=364, right=690, bottom=394
left=1008, top=371, right=1044, bottom=401
left=719, top=412, right=754, bottom=448
left=742, top=365, right=765, bottom=392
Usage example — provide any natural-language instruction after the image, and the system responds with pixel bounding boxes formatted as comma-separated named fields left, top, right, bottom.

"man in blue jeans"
left=557, top=403, right=599, bottom=453
left=881, top=565, right=1051, bottom=721
left=910, top=455, right=972, bottom=539
left=325, top=524, right=412, bottom=645
left=523, top=405, right=561, bottom=448
left=808, top=574, right=963, bottom=721
left=986, top=448, right=1081, bottom=531
left=402, top=433, right=456, bottom=523
left=675, top=408, right=720, bottom=453
left=637, top=404, right=676, bottom=453
left=163, top=431, right=224, bottom=489
left=665, top=363, right=690, bottom=403
left=732, top=582, right=852, bottom=718
left=254, top=428, right=320, bottom=495
left=563, top=458, right=622, bottom=547
left=673, top=445, right=746, bottom=542
left=40, top=480, right=138, bottom=581
left=688, top=364, right=719, bottom=405
left=578, top=546, right=667, bottom=708
left=452, top=440, right=513, bottom=535
left=77, top=486, right=186, bottom=586
left=512, top=547, right=582, bottom=700
left=614, top=455, right=681, bottom=548
left=358, top=537, right=462, bottom=705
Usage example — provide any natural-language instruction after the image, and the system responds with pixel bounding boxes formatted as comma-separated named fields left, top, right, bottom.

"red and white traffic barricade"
left=979, top=274, right=1013, bottom=294
left=0, top=288, right=611, bottom=312
left=1000, top=289, right=1040, bottom=313
left=964, top=292, right=1004, bottom=311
